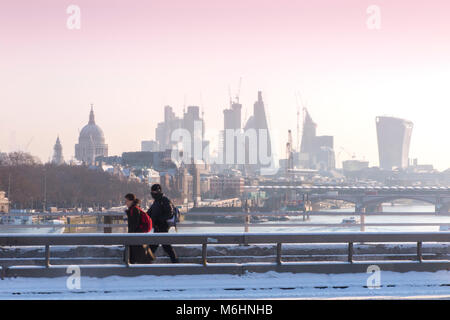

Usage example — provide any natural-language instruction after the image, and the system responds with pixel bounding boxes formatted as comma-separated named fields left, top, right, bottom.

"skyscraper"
left=155, top=105, right=183, bottom=152
left=222, top=101, right=242, bottom=166
left=243, top=91, right=273, bottom=174
left=155, top=105, right=209, bottom=162
left=300, top=109, right=317, bottom=156
left=376, top=116, right=413, bottom=170
left=299, top=108, right=336, bottom=171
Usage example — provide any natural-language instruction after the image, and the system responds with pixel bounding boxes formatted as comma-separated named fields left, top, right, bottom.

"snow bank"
left=1, top=270, right=449, bottom=300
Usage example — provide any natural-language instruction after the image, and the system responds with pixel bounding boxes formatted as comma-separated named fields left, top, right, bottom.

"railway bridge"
left=246, top=185, right=450, bottom=213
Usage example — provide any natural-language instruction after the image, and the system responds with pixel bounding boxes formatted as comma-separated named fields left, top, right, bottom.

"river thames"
left=175, top=204, right=450, bottom=234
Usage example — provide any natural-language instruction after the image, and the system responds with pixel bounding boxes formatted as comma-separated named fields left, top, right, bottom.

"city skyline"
left=1, top=1, right=449, bottom=170
left=1, top=86, right=448, bottom=172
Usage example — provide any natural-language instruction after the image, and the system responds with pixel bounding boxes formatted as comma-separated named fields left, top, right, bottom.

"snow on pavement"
left=0, top=270, right=449, bottom=299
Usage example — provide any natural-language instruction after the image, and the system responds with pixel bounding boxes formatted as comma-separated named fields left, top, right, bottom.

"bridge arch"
left=440, top=201, right=450, bottom=213
left=363, top=196, right=437, bottom=207
left=309, top=196, right=358, bottom=205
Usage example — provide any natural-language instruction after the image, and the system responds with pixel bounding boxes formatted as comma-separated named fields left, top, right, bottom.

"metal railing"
left=1, top=211, right=450, bottom=233
left=1, top=232, right=449, bottom=277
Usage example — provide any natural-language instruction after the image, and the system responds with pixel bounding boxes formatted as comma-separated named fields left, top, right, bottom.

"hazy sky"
left=1, top=0, right=449, bottom=170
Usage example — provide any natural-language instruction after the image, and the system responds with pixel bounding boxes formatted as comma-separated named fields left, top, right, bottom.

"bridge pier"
left=301, top=194, right=311, bottom=221
left=436, top=203, right=450, bottom=214
left=311, top=203, right=321, bottom=212
left=365, top=203, right=383, bottom=213
left=355, top=203, right=365, bottom=232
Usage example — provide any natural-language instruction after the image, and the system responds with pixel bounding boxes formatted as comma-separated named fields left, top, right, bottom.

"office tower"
left=141, top=140, right=159, bottom=152
left=243, top=91, right=273, bottom=174
left=223, top=101, right=242, bottom=166
left=299, top=108, right=335, bottom=171
left=376, top=116, right=413, bottom=170
left=155, top=105, right=209, bottom=162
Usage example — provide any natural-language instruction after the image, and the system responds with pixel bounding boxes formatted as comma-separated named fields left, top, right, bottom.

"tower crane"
left=24, top=137, right=34, bottom=152
left=336, top=147, right=358, bottom=167
left=295, top=91, right=309, bottom=152
left=235, top=77, right=242, bottom=104
left=286, top=129, right=294, bottom=174
left=338, top=147, right=356, bottom=159
left=229, top=77, right=243, bottom=106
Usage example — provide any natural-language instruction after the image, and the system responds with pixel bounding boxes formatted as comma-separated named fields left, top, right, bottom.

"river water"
left=175, top=205, right=450, bottom=234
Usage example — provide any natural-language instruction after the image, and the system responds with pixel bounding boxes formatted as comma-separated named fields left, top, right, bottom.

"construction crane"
left=336, top=147, right=357, bottom=167
left=24, top=137, right=34, bottom=152
left=286, top=129, right=294, bottom=174
left=294, top=92, right=301, bottom=152
left=235, top=77, right=242, bottom=104
left=338, top=147, right=356, bottom=159
left=295, top=91, right=309, bottom=152
left=228, top=77, right=243, bottom=106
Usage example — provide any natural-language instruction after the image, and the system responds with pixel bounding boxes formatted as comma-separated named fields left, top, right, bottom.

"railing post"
left=96, top=214, right=102, bottom=232
left=417, top=242, right=423, bottom=263
left=202, top=243, right=208, bottom=266
left=244, top=215, right=250, bottom=233
left=104, top=215, right=112, bottom=233
left=276, top=243, right=282, bottom=265
left=348, top=242, right=353, bottom=263
left=124, top=246, right=130, bottom=267
left=45, top=245, right=51, bottom=267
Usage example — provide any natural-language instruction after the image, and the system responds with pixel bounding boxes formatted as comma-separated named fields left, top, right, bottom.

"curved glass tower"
left=376, top=116, right=413, bottom=170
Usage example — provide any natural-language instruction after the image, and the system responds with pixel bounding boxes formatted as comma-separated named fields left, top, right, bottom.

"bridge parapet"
left=1, top=232, right=449, bottom=278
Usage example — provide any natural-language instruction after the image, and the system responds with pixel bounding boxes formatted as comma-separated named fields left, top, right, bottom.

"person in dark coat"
left=124, top=193, right=155, bottom=264
left=147, top=184, right=179, bottom=263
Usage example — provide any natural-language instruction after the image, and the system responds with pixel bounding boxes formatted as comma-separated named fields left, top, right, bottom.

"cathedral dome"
left=78, top=107, right=105, bottom=144
left=75, top=105, right=108, bottom=165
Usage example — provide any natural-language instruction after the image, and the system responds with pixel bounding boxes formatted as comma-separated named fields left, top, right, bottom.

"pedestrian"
left=124, top=193, right=155, bottom=264
left=147, top=184, right=179, bottom=263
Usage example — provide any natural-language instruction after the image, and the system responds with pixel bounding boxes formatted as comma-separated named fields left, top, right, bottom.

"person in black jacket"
left=124, top=193, right=154, bottom=264
left=147, top=184, right=179, bottom=263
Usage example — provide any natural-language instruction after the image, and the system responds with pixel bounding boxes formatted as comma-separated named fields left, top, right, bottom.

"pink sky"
left=0, top=0, right=449, bottom=169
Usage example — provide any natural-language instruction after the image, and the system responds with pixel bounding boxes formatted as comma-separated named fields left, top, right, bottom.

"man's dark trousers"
left=150, top=226, right=178, bottom=263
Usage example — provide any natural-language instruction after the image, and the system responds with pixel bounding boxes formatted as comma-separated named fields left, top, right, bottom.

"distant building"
left=0, top=191, right=9, bottom=213
left=343, top=160, right=369, bottom=172
left=141, top=140, right=159, bottom=152
left=52, top=136, right=64, bottom=165
left=407, top=159, right=435, bottom=173
left=155, top=106, right=182, bottom=151
left=299, top=109, right=336, bottom=171
left=376, top=116, right=413, bottom=170
left=146, top=168, right=161, bottom=185
left=95, top=155, right=122, bottom=166
left=121, top=150, right=175, bottom=172
left=155, top=105, right=209, bottom=162
left=222, top=100, right=242, bottom=167
left=75, top=105, right=108, bottom=165
left=174, top=164, right=193, bottom=204
left=243, top=91, right=273, bottom=174
left=210, top=175, right=244, bottom=198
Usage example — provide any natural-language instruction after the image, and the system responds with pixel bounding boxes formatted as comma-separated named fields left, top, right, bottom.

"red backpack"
left=135, top=207, right=152, bottom=233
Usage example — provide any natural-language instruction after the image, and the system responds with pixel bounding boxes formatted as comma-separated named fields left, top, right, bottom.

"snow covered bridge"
left=1, top=232, right=449, bottom=278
